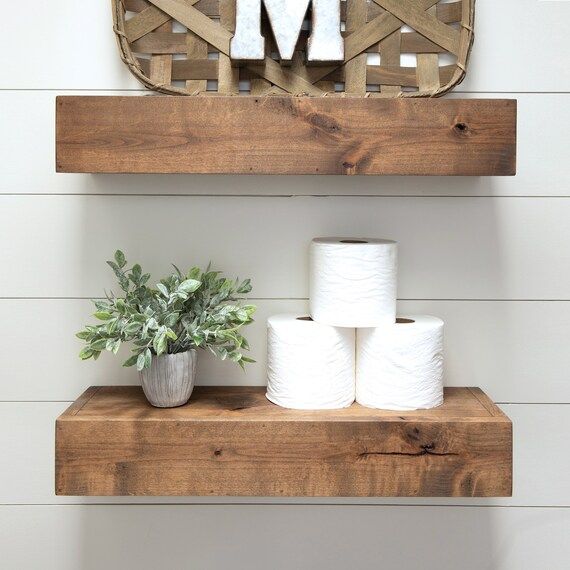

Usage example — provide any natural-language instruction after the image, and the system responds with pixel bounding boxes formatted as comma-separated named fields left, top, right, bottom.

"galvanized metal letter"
left=230, top=0, right=344, bottom=63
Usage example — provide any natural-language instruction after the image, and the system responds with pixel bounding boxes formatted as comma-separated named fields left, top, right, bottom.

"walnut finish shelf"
left=55, top=96, right=516, bottom=176
left=55, top=386, right=512, bottom=497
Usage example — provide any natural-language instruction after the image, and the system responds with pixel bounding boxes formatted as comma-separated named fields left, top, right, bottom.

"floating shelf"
left=55, top=386, right=512, bottom=497
left=55, top=96, right=516, bottom=176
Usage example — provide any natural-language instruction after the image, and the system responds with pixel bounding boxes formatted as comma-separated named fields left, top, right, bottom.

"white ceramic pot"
left=140, top=351, right=197, bottom=408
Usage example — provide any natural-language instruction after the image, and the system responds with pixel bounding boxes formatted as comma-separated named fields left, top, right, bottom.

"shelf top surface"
left=59, top=386, right=509, bottom=424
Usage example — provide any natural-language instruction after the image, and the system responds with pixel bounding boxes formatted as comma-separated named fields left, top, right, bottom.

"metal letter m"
left=230, top=0, right=344, bottom=63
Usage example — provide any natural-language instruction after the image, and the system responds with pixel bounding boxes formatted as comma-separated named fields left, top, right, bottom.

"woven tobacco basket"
left=112, top=0, right=475, bottom=97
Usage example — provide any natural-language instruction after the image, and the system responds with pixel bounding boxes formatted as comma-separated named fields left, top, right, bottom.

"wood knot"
left=308, top=113, right=341, bottom=134
left=453, top=122, right=470, bottom=136
left=407, top=426, right=421, bottom=441
left=213, top=449, right=222, bottom=457
left=277, top=97, right=297, bottom=117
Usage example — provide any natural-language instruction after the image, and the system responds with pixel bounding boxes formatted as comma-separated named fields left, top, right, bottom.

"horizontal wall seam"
left=0, top=401, right=567, bottom=405
left=0, top=503, right=568, bottom=508
left=1, top=298, right=570, bottom=302
left=4, top=194, right=570, bottom=199
left=2, top=195, right=570, bottom=200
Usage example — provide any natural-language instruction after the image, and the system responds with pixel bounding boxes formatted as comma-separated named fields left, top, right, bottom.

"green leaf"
left=76, top=330, right=90, bottom=340
left=79, top=347, right=93, bottom=360
left=187, top=267, right=201, bottom=280
left=243, top=304, right=256, bottom=317
left=107, top=319, right=118, bottom=334
left=178, top=279, right=201, bottom=294
left=106, top=338, right=121, bottom=354
left=106, top=260, right=123, bottom=278
left=236, top=309, right=248, bottom=322
left=123, top=354, right=138, bottom=367
left=136, top=352, right=146, bottom=371
left=124, top=322, right=141, bottom=335
left=94, top=311, right=113, bottom=321
left=144, top=348, right=152, bottom=368
left=237, top=279, right=252, bottom=294
left=192, top=334, right=204, bottom=347
left=156, top=283, right=169, bottom=298
left=93, top=300, right=111, bottom=311
left=90, top=338, right=108, bottom=351
left=114, top=250, right=126, bottom=268
left=106, top=261, right=129, bottom=291
left=164, top=313, right=179, bottom=328
left=228, top=351, right=242, bottom=363
left=153, top=332, right=167, bottom=356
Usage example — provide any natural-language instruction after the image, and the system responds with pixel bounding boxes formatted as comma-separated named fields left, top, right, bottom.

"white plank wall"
left=2, top=506, right=569, bottom=570
left=1, top=299, right=569, bottom=402
left=2, top=196, right=570, bottom=300
left=1, top=0, right=570, bottom=568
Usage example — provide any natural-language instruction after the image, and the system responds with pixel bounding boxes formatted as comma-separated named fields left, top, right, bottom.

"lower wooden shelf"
left=55, top=386, right=512, bottom=497
left=55, top=96, right=517, bottom=175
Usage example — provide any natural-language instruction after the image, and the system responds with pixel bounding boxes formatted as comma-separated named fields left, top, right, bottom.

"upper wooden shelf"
left=56, top=386, right=512, bottom=497
left=55, top=96, right=516, bottom=176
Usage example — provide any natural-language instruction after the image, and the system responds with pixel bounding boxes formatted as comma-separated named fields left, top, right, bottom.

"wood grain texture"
left=1, top=91, right=562, bottom=195
left=344, top=0, right=368, bottom=96
left=4, top=401, right=566, bottom=505
left=55, top=96, right=516, bottom=175
left=55, top=386, right=512, bottom=497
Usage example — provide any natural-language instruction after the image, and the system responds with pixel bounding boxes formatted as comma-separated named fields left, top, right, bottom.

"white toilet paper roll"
left=309, top=237, right=397, bottom=327
left=266, top=314, right=355, bottom=409
left=356, top=315, right=444, bottom=411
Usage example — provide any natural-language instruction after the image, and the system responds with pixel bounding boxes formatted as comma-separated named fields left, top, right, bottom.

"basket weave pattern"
left=113, top=0, right=474, bottom=97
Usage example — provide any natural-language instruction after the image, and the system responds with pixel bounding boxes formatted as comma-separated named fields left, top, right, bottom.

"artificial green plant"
left=77, top=251, right=255, bottom=371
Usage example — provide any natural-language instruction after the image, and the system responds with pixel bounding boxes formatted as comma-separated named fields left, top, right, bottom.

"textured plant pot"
left=140, top=351, right=197, bottom=408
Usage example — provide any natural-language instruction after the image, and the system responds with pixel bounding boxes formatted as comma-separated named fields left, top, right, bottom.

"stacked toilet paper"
left=266, top=315, right=355, bottom=410
left=356, top=316, right=444, bottom=410
left=266, top=237, right=444, bottom=410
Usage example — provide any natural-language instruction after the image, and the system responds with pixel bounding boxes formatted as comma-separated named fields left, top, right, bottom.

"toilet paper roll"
left=309, top=237, right=397, bottom=327
left=356, top=315, right=444, bottom=411
left=266, top=314, right=355, bottom=409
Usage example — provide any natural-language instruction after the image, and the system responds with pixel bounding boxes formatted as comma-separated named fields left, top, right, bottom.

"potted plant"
left=76, top=251, right=255, bottom=407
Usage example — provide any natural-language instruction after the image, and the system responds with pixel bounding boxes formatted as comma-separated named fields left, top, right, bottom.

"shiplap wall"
left=1, top=0, right=569, bottom=568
